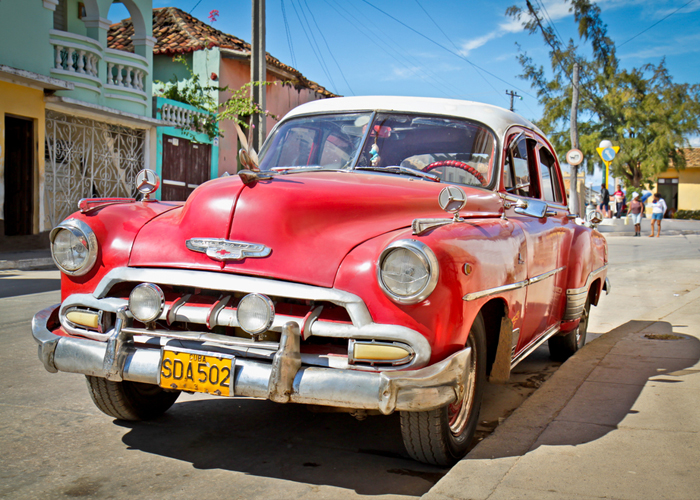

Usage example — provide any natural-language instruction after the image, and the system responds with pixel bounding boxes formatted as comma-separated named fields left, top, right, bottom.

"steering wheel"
left=422, top=160, right=486, bottom=186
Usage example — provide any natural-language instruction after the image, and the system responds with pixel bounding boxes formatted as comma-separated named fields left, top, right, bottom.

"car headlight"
left=237, top=293, right=275, bottom=335
left=49, top=219, right=98, bottom=276
left=377, top=240, right=439, bottom=304
left=129, top=283, right=165, bottom=323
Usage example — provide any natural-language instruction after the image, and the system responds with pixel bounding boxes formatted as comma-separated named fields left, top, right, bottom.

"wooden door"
left=161, top=135, right=212, bottom=201
left=4, top=116, right=34, bottom=236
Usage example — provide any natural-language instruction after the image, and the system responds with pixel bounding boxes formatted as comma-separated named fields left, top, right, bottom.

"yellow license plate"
left=159, top=348, right=235, bottom=396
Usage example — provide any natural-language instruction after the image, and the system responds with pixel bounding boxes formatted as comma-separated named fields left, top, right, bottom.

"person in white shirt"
left=650, top=193, right=667, bottom=238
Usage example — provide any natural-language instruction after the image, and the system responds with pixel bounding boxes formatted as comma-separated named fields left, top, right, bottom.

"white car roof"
left=282, top=96, right=543, bottom=138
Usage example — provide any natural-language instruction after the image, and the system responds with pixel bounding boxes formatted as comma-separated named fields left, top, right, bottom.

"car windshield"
left=258, top=112, right=496, bottom=188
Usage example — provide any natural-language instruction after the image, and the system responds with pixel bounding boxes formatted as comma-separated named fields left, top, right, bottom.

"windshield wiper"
left=269, top=166, right=339, bottom=174
left=354, top=166, right=441, bottom=182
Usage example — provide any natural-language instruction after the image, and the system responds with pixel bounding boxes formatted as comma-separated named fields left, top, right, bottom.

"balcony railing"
left=49, top=30, right=149, bottom=108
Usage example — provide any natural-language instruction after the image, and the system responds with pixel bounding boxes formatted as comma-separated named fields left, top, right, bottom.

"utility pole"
left=569, top=62, right=580, bottom=216
left=251, top=0, right=266, bottom=153
left=505, top=90, right=521, bottom=112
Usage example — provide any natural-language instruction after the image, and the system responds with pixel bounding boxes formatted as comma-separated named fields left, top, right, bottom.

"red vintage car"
left=32, top=96, right=608, bottom=466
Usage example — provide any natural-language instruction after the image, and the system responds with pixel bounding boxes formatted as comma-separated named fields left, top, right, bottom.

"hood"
left=129, top=171, right=499, bottom=287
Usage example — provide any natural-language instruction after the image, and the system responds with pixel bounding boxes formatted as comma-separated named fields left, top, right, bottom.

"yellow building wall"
left=0, top=80, right=46, bottom=232
left=678, top=168, right=700, bottom=211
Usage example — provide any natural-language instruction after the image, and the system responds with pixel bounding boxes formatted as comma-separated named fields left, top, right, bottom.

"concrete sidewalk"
left=0, top=249, right=54, bottom=270
left=425, top=287, right=700, bottom=499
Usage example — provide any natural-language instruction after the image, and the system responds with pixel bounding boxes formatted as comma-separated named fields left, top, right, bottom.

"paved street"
left=0, top=234, right=698, bottom=499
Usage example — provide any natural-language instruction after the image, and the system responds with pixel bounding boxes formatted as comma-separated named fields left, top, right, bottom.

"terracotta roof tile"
left=682, top=148, right=700, bottom=168
left=108, top=7, right=335, bottom=97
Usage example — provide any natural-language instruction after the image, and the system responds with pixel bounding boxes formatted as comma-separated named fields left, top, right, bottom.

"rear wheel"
left=400, top=313, right=487, bottom=466
left=85, top=376, right=179, bottom=421
left=549, top=295, right=591, bottom=362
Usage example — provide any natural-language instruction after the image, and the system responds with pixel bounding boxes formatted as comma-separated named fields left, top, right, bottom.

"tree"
left=507, top=0, right=700, bottom=189
left=154, top=56, right=277, bottom=142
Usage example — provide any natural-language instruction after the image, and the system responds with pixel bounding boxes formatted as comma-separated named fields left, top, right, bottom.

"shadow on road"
left=0, top=277, right=61, bottom=298
left=118, top=398, right=446, bottom=496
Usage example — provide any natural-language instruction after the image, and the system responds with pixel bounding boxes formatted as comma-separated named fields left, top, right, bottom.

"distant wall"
left=216, top=57, right=327, bottom=175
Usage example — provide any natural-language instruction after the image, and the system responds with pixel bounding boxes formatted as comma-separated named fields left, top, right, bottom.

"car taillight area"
left=58, top=277, right=421, bottom=371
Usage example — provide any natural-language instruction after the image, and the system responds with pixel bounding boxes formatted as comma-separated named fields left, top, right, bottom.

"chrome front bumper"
left=32, top=305, right=470, bottom=415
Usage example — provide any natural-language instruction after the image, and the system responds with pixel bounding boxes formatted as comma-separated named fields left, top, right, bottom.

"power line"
left=324, top=0, right=462, bottom=98
left=413, top=0, right=460, bottom=52
left=534, top=0, right=565, bottom=46
left=300, top=0, right=355, bottom=95
left=280, top=0, right=298, bottom=69
left=189, top=0, right=204, bottom=14
left=288, top=0, right=338, bottom=93
left=618, top=0, right=697, bottom=48
left=359, top=0, right=534, bottom=102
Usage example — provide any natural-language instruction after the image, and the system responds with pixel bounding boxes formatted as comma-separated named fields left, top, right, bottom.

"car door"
left=502, top=129, right=570, bottom=353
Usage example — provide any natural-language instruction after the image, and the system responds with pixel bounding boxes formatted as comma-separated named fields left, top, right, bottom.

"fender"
left=57, top=201, right=182, bottom=300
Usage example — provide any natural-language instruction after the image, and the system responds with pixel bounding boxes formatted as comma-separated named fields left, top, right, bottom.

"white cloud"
left=688, top=135, right=700, bottom=147
left=458, top=0, right=569, bottom=56
left=383, top=65, right=423, bottom=81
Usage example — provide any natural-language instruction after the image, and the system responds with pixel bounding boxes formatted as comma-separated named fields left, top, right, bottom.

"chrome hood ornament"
left=186, top=238, right=271, bottom=261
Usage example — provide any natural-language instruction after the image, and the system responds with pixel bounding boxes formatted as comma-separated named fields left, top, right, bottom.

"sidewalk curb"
left=423, top=320, right=652, bottom=500
left=0, top=258, right=55, bottom=271
left=423, top=282, right=700, bottom=500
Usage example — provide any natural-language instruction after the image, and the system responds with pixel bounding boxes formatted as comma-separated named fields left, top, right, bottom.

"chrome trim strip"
left=463, top=266, right=566, bottom=301
left=511, top=323, right=560, bottom=369
left=92, top=267, right=373, bottom=326
left=463, top=280, right=528, bottom=301
left=528, top=266, right=566, bottom=285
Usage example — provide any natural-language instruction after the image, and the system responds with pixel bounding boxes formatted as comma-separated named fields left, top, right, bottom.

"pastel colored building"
left=108, top=7, right=335, bottom=180
left=655, top=148, right=700, bottom=215
left=0, top=0, right=160, bottom=241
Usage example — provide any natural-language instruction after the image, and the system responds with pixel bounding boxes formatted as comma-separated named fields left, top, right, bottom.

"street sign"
left=595, top=145, right=620, bottom=189
left=565, top=148, right=584, bottom=166
left=596, top=146, right=619, bottom=162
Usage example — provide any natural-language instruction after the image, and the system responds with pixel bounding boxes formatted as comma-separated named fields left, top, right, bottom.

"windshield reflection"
left=258, top=112, right=496, bottom=188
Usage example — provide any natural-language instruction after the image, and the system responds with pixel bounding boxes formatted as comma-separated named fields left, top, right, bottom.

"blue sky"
left=110, top=0, right=700, bottom=143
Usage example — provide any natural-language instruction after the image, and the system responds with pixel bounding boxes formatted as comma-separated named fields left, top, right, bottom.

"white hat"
left=632, top=192, right=639, bottom=198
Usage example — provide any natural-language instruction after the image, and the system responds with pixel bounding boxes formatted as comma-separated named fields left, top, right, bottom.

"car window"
left=260, top=112, right=497, bottom=188
left=355, top=113, right=496, bottom=188
left=259, top=113, right=370, bottom=170
left=538, top=146, right=562, bottom=203
left=504, top=135, right=533, bottom=197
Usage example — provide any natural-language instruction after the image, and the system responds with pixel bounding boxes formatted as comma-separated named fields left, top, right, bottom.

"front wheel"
left=85, top=376, right=180, bottom=421
left=400, top=313, right=487, bottom=466
left=549, top=295, right=591, bottom=362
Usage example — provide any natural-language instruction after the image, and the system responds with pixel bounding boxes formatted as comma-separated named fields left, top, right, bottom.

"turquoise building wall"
left=153, top=96, right=219, bottom=200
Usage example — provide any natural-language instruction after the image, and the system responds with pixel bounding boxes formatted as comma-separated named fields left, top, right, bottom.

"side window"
left=504, top=135, right=536, bottom=198
left=537, top=146, right=563, bottom=203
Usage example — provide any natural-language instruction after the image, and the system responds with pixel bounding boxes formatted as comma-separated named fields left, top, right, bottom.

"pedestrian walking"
left=626, top=192, right=643, bottom=237
left=599, top=183, right=610, bottom=218
left=613, top=184, right=625, bottom=218
left=649, top=193, right=667, bottom=238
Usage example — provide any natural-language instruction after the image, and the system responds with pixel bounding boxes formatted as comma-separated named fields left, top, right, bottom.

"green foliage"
left=507, top=0, right=700, bottom=189
left=674, top=210, right=700, bottom=220
left=154, top=56, right=278, bottom=142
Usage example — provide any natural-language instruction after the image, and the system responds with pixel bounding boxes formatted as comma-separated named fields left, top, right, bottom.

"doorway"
left=4, top=116, right=34, bottom=236
left=161, top=135, right=212, bottom=201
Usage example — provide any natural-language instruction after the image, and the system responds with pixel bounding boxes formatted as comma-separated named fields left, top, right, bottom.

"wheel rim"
left=448, top=335, right=477, bottom=436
